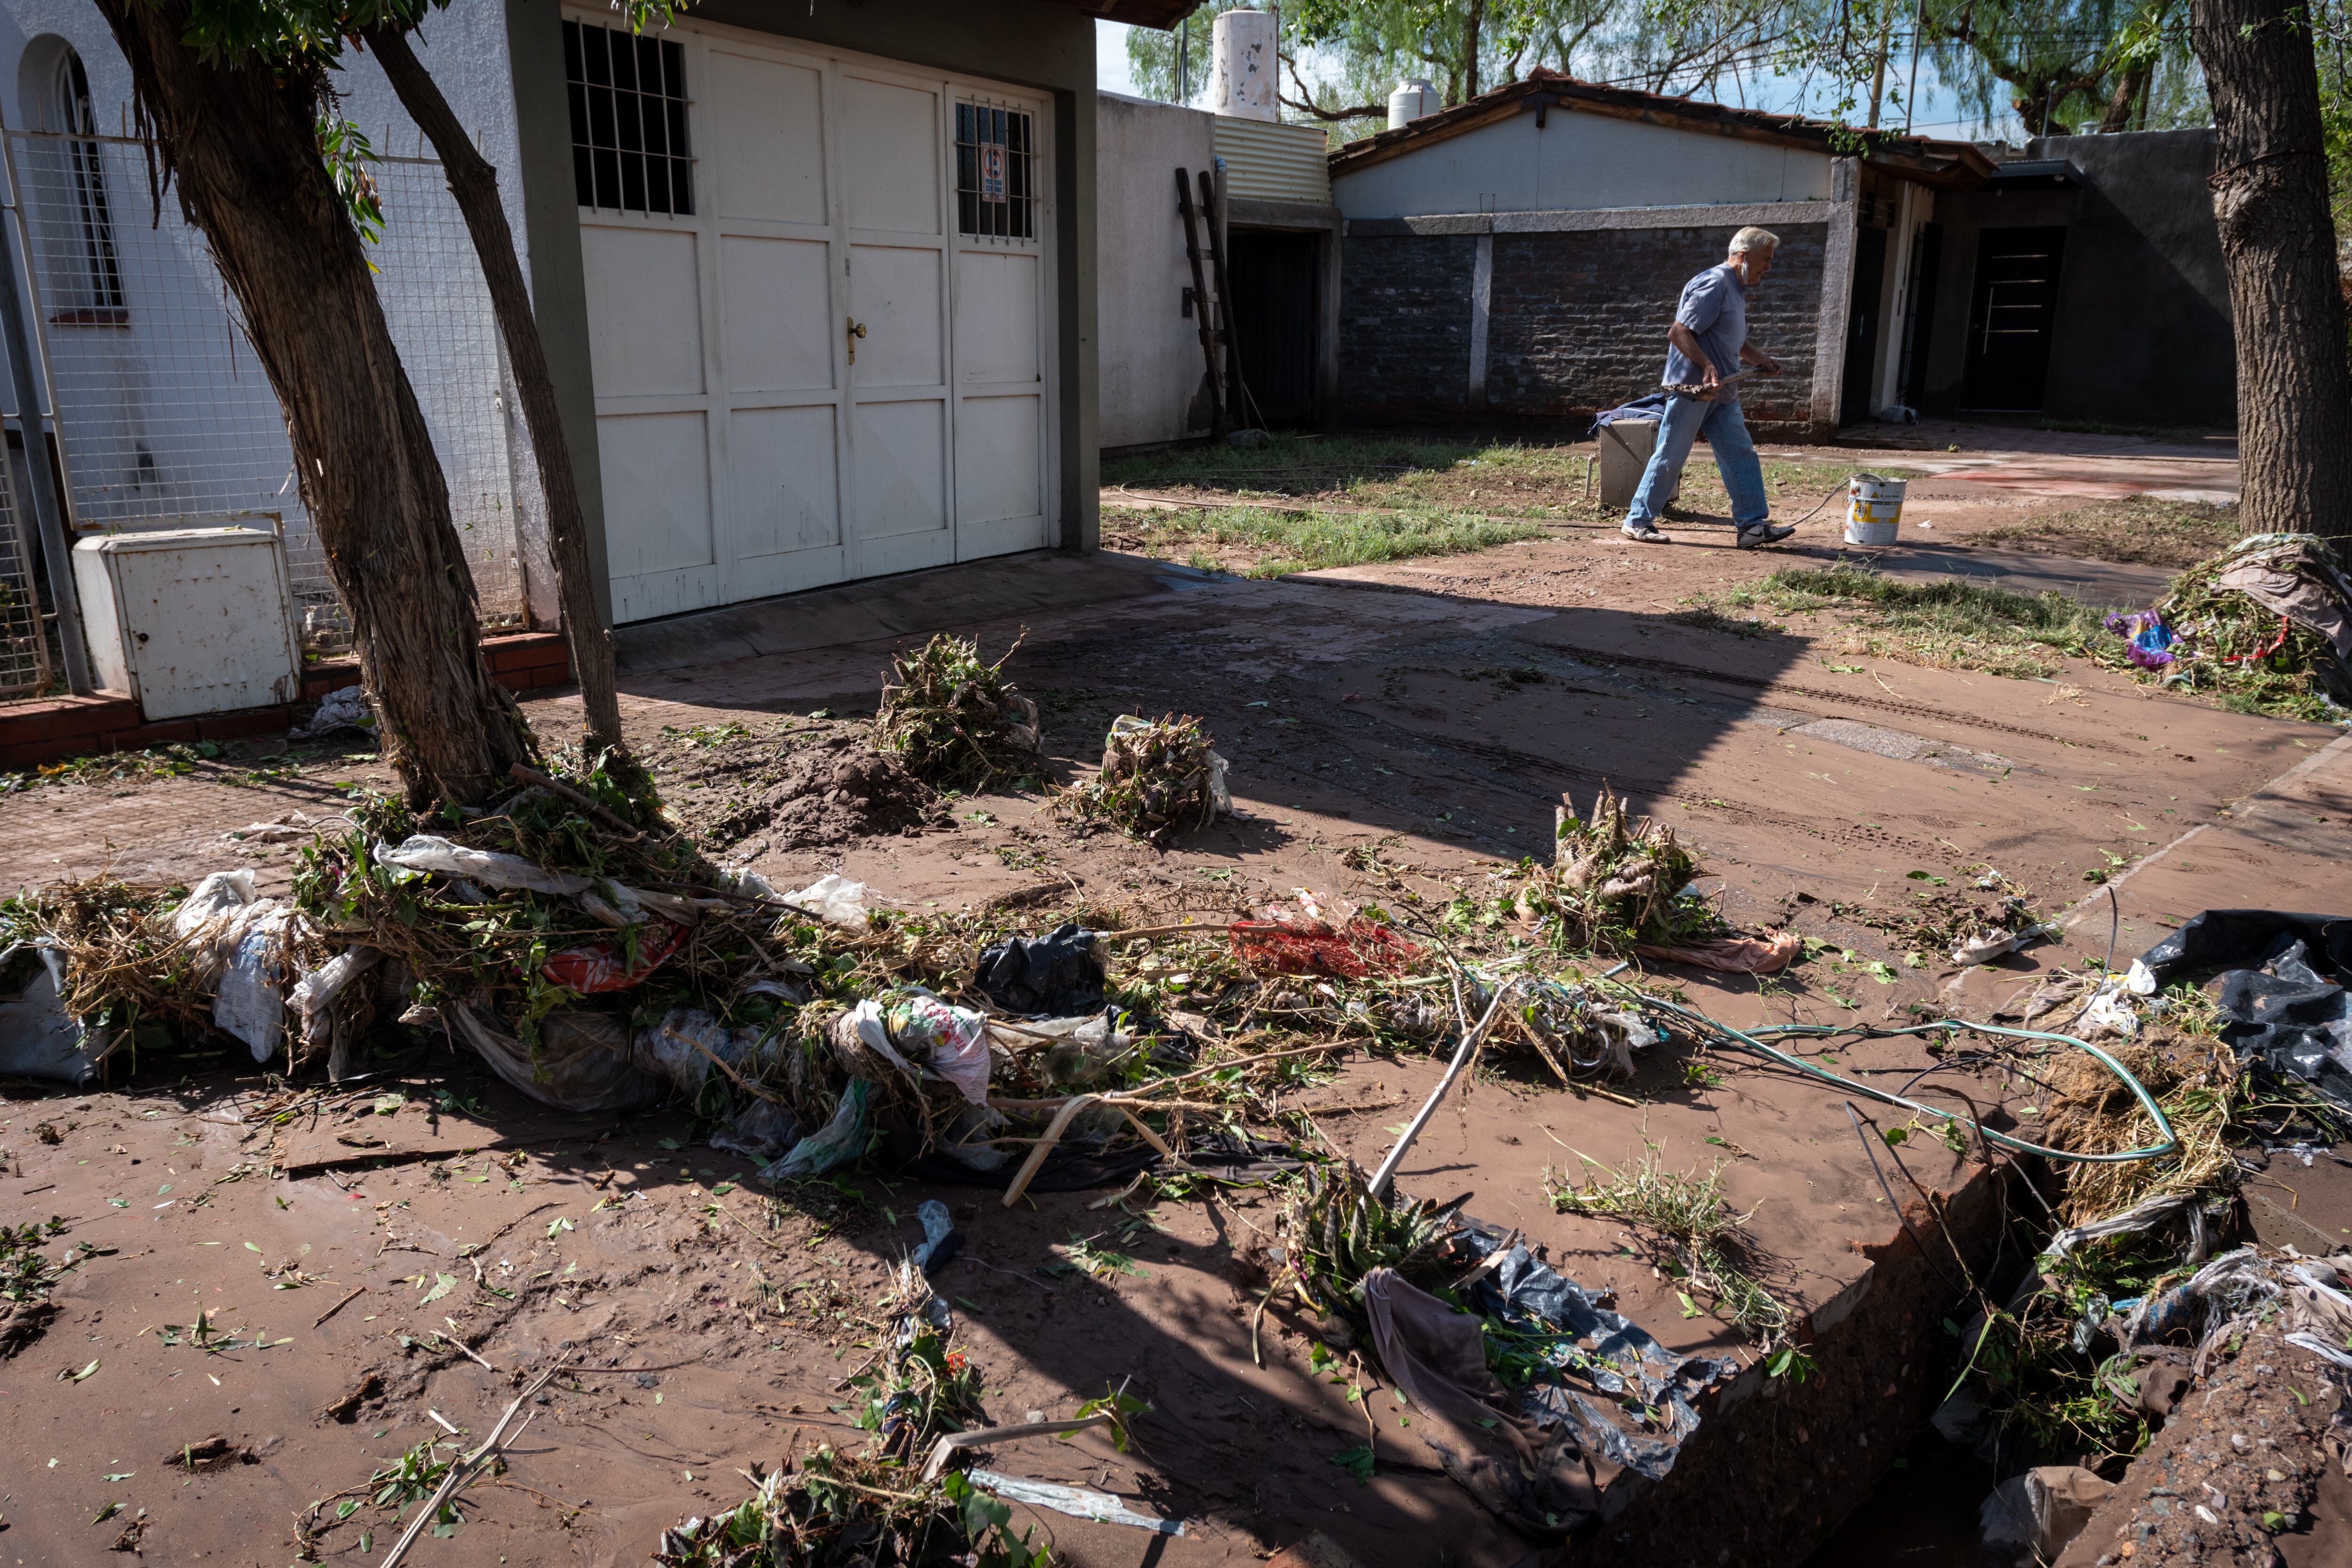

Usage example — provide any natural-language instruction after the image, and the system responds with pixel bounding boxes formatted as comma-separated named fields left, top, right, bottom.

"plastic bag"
left=171, top=869, right=256, bottom=939
left=215, top=904, right=293, bottom=1062
left=375, top=835, right=594, bottom=897
left=0, top=942, right=102, bottom=1085
left=1979, top=1466, right=2112, bottom=1566
left=849, top=990, right=991, bottom=1104
left=540, top=920, right=691, bottom=993
left=712, top=1099, right=803, bottom=1161
left=635, top=1006, right=786, bottom=1096
left=783, top=873, right=872, bottom=928
left=446, top=1004, right=663, bottom=1113
left=290, top=685, right=376, bottom=740
left=974, top=923, right=1105, bottom=1016
left=762, top=1078, right=874, bottom=1179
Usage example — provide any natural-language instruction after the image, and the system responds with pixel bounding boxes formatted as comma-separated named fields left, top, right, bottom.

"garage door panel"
left=596, top=409, right=714, bottom=577
left=707, top=51, right=827, bottom=225
left=841, top=76, right=941, bottom=235
left=955, top=394, right=1039, bottom=525
left=854, top=398, right=947, bottom=540
left=731, top=405, right=842, bottom=558
left=850, top=246, right=943, bottom=388
left=723, top=237, right=835, bottom=392
left=582, top=225, right=705, bottom=398
left=954, top=251, right=1040, bottom=384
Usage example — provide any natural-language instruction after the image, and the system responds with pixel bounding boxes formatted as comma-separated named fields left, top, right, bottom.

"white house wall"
left=0, top=0, right=554, bottom=629
left=1332, top=104, right=1836, bottom=219
left=1096, top=91, right=1213, bottom=449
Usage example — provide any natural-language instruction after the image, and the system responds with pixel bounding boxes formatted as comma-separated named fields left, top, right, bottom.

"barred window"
left=954, top=102, right=1034, bottom=241
left=565, top=20, right=693, bottom=216
left=50, top=48, right=123, bottom=317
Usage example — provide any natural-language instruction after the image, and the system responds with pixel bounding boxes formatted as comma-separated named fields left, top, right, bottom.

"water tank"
left=1389, top=79, right=1439, bottom=130
left=1211, top=10, right=1279, bottom=122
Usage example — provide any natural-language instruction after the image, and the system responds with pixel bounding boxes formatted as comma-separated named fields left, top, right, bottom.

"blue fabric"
left=1624, top=393, right=1770, bottom=530
left=1589, top=392, right=1669, bottom=436
left=1661, top=263, right=1748, bottom=397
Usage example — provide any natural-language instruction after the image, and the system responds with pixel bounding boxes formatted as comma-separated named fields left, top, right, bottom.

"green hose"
left=1621, top=992, right=2179, bottom=1165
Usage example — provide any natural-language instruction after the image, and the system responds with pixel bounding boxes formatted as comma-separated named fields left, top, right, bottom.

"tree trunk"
left=1463, top=0, right=1485, bottom=99
left=2098, top=63, right=2150, bottom=132
left=95, top=0, right=535, bottom=803
left=365, top=27, right=625, bottom=754
left=2192, top=0, right=2352, bottom=540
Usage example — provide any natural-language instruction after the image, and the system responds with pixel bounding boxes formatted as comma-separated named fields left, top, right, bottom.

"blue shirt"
left=1661, top=263, right=1748, bottom=400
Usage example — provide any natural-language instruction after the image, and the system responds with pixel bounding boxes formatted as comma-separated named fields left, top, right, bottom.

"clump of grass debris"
left=1277, top=1161, right=1465, bottom=1324
left=1, top=1215, right=82, bottom=1358
left=1099, top=502, right=1545, bottom=578
left=2099, top=533, right=2352, bottom=722
left=653, top=1447, right=1040, bottom=1567
left=1052, top=713, right=1228, bottom=844
left=874, top=631, right=1042, bottom=790
left=1744, top=561, right=2111, bottom=679
left=1544, top=1148, right=1793, bottom=1353
left=1511, top=785, right=1706, bottom=953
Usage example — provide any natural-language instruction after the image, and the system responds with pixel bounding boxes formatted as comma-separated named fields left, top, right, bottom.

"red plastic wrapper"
left=540, top=919, right=690, bottom=994
left=1229, top=917, right=1421, bottom=980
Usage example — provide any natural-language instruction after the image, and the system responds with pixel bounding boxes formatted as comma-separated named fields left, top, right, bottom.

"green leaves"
left=418, top=1272, right=456, bottom=1306
left=1329, top=1443, right=1375, bottom=1483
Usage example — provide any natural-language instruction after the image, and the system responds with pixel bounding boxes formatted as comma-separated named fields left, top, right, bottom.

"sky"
left=1092, top=18, right=2026, bottom=143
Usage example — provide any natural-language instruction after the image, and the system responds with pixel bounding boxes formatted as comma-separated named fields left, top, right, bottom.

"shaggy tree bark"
left=95, top=0, right=535, bottom=803
left=2192, top=0, right=2352, bottom=540
left=365, top=27, right=624, bottom=753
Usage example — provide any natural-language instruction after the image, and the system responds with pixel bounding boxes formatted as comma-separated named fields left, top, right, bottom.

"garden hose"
left=1616, top=990, right=2179, bottom=1165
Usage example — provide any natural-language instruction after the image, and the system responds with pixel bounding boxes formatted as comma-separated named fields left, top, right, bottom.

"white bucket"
left=1845, top=473, right=1907, bottom=546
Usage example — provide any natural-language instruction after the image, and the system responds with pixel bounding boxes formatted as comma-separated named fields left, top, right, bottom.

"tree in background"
left=2190, top=0, right=2352, bottom=540
left=93, top=0, right=638, bottom=805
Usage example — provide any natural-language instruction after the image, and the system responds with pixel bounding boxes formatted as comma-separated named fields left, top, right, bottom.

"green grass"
left=1975, top=495, right=2239, bottom=570
left=1737, top=561, right=2114, bottom=680
left=1102, top=503, right=1546, bottom=578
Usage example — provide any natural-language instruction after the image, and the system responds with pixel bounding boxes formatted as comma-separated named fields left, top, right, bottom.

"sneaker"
left=1621, top=521, right=1667, bottom=543
left=1735, top=522, right=1798, bottom=549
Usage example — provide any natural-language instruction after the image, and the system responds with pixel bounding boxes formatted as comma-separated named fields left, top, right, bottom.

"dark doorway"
left=1225, top=229, right=1319, bottom=427
left=1840, top=225, right=1889, bottom=424
left=1962, top=226, right=2067, bottom=412
left=1896, top=222, right=1941, bottom=410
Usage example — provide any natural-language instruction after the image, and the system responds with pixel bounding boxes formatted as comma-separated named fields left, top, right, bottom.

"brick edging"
left=0, top=631, right=572, bottom=773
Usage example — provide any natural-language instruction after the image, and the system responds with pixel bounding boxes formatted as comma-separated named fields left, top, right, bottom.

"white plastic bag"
left=783, top=873, right=872, bottom=927
left=447, top=1004, right=662, bottom=1113
left=171, top=870, right=256, bottom=939
left=850, top=990, right=991, bottom=1105
left=375, top=835, right=594, bottom=896
left=215, top=905, right=293, bottom=1062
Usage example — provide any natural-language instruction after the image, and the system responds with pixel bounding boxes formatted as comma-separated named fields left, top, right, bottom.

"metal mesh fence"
left=0, top=443, right=48, bottom=698
left=2, top=131, right=525, bottom=656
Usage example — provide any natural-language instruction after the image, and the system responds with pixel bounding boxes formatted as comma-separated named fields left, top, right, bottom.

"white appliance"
left=71, top=525, right=302, bottom=720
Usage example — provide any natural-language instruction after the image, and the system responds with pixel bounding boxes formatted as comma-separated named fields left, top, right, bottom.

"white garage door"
left=565, top=15, right=1057, bottom=623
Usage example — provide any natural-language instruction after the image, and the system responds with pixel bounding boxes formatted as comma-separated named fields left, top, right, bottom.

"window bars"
left=955, top=101, right=1035, bottom=242
left=565, top=19, right=694, bottom=216
left=0, top=130, right=529, bottom=665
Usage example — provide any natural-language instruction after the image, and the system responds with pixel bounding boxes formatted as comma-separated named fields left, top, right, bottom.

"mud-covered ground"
left=8, top=424, right=2346, bottom=1568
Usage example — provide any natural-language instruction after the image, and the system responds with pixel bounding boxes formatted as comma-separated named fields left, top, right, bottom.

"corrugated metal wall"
left=1213, top=117, right=1331, bottom=205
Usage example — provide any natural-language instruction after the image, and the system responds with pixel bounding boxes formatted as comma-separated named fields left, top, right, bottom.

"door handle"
left=847, top=317, right=866, bottom=364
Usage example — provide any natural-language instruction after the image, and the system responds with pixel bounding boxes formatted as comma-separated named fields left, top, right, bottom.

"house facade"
left=1327, top=71, right=1993, bottom=437
left=0, top=0, right=1186, bottom=657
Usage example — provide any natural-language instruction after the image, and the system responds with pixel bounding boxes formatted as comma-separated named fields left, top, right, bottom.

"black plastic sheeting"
left=973, top=923, right=1106, bottom=1016
left=2137, top=910, right=2352, bottom=1112
left=1456, top=1222, right=1739, bottom=1481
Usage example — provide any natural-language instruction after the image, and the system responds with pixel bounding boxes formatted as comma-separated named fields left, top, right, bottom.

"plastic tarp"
left=2135, top=910, right=2352, bottom=1112
left=444, top=1004, right=665, bottom=1113
left=0, top=942, right=101, bottom=1085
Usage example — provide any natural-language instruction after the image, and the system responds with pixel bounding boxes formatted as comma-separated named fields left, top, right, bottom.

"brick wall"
left=1338, top=221, right=1830, bottom=435
left=1487, top=223, right=1827, bottom=432
left=1337, top=232, right=1479, bottom=417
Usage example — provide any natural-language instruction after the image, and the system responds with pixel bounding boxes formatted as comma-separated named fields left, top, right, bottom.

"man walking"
left=1621, top=226, right=1799, bottom=549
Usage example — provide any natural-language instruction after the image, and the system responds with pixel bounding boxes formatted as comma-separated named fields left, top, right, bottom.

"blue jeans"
left=1624, top=395, right=1771, bottom=531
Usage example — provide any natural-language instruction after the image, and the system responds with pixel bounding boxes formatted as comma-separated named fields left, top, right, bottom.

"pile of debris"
left=1053, top=713, right=1231, bottom=844
left=873, top=631, right=1043, bottom=789
left=2103, top=531, right=2352, bottom=722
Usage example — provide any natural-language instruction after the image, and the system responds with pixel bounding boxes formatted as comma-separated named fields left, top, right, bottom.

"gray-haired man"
left=1621, top=226, right=1798, bottom=549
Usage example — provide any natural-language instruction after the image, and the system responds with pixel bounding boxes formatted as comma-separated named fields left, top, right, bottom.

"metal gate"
left=0, top=127, right=532, bottom=673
